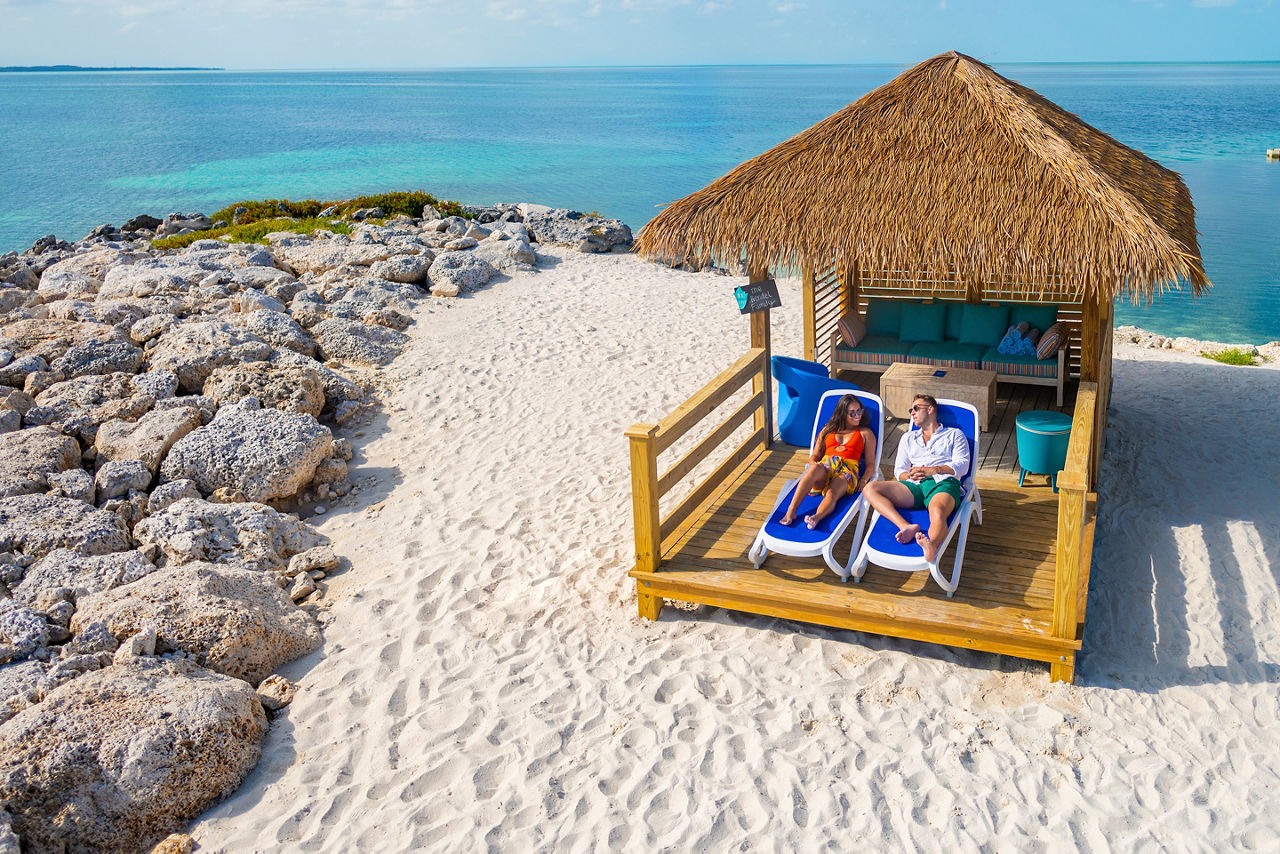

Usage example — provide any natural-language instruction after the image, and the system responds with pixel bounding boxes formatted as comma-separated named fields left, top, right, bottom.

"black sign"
left=734, top=279, right=782, bottom=314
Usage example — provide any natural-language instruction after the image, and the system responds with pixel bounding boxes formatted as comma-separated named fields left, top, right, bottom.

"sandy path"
left=191, top=249, right=1280, bottom=851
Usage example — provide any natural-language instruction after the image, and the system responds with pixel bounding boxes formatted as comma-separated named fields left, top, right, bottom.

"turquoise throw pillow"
left=959, top=303, right=1010, bottom=345
left=899, top=302, right=946, bottom=343
left=866, top=299, right=906, bottom=337
left=944, top=302, right=965, bottom=341
left=1007, top=302, right=1059, bottom=333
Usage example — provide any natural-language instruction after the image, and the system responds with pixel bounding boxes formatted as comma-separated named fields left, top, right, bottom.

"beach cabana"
left=626, top=51, right=1208, bottom=682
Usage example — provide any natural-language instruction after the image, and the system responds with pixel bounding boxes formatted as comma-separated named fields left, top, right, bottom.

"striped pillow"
left=837, top=313, right=867, bottom=347
left=1035, top=323, right=1064, bottom=360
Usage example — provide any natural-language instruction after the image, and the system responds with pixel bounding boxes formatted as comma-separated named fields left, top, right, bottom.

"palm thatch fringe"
left=636, top=51, right=1209, bottom=303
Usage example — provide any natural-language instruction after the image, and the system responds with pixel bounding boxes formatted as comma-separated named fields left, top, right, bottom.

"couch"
left=830, top=299, right=1070, bottom=406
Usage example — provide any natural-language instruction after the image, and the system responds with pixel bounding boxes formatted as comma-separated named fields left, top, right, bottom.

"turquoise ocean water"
left=1, top=64, right=1277, bottom=342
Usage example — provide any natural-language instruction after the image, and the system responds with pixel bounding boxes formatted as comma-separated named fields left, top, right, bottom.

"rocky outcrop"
left=94, top=404, right=204, bottom=473
left=0, top=495, right=131, bottom=560
left=202, top=361, right=326, bottom=417
left=159, top=402, right=333, bottom=502
left=145, top=320, right=273, bottom=393
left=240, top=309, right=316, bottom=357
left=0, top=427, right=81, bottom=497
left=13, top=548, right=157, bottom=605
left=311, top=317, right=409, bottom=366
left=24, top=372, right=155, bottom=441
left=132, top=497, right=325, bottom=573
left=427, top=251, right=496, bottom=297
left=72, top=564, right=321, bottom=684
left=522, top=207, right=633, bottom=253
left=0, top=658, right=265, bottom=854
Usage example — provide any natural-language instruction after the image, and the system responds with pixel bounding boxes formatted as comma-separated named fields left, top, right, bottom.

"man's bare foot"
left=916, top=531, right=938, bottom=562
left=896, top=523, right=920, bottom=544
left=780, top=512, right=796, bottom=526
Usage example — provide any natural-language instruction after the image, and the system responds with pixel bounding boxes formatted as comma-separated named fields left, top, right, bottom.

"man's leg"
left=916, top=492, right=956, bottom=563
left=863, top=480, right=921, bottom=543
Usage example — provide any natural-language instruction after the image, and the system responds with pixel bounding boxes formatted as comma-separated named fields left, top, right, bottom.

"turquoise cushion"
left=842, top=335, right=915, bottom=356
left=899, top=302, right=946, bottom=343
left=866, top=299, right=914, bottom=337
left=1007, top=303, right=1058, bottom=333
left=906, top=341, right=987, bottom=364
left=959, top=303, right=1009, bottom=345
left=944, top=302, right=965, bottom=341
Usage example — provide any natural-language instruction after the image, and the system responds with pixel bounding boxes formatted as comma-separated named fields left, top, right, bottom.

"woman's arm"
left=809, top=427, right=827, bottom=463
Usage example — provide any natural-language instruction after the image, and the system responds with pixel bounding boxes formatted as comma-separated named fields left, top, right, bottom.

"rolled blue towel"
left=997, top=326, right=1023, bottom=355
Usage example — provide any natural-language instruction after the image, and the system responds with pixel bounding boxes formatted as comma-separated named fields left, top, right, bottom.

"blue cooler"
left=1015, top=410, right=1072, bottom=491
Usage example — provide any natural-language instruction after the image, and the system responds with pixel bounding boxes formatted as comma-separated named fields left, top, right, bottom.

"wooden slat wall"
left=811, top=261, right=844, bottom=368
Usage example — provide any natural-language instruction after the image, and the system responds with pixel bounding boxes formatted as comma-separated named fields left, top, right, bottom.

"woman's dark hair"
left=818, top=394, right=865, bottom=444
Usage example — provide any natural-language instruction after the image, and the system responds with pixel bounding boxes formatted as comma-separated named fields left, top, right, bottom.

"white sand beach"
left=189, top=247, right=1280, bottom=851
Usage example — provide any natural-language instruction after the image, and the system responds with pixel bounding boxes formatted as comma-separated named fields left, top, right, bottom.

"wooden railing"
left=1050, top=380, right=1098, bottom=683
left=625, top=348, right=770, bottom=614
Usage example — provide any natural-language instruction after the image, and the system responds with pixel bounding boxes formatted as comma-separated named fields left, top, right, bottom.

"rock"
left=129, top=313, right=177, bottom=344
left=275, top=241, right=396, bottom=275
left=98, top=260, right=205, bottom=300
left=231, top=290, right=286, bottom=314
left=0, top=390, right=34, bottom=416
left=155, top=212, right=213, bottom=236
left=133, top=497, right=325, bottom=573
left=288, top=573, right=315, bottom=602
left=0, top=494, right=131, bottom=560
left=145, top=319, right=272, bottom=393
left=73, top=564, right=321, bottom=684
left=0, top=354, right=49, bottom=389
left=94, top=459, right=152, bottom=502
left=25, top=372, right=155, bottom=441
left=64, top=621, right=119, bottom=656
left=311, top=457, right=347, bottom=486
left=285, top=545, right=339, bottom=578
left=0, top=600, right=48, bottom=666
left=368, top=252, right=434, bottom=284
left=159, top=403, right=333, bottom=502
left=152, top=394, right=217, bottom=425
left=45, top=468, right=95, bottom=504
left=0, top=658, right=266, bottom=854
left=112, top=625, right=157, bottom=662
left=0, top=318, right=127, bottom=365
left=14, top=548, right=156, bottom=604
left=151, top=833, right=195, bottom=854
left=241, top=309, right=316, bottom=357
left=49, top=338, right=145, bottom=379
left=311, top=317, right=409, bottom=366
left=22, top=370, right=62, bottom=398
left=523, top=208, right=633, bottom=252
left=350, top=206, right=385, bottom=221
left=36, top=248, right=141, bottom=302
left=131, top=368, right=180, bottom=402
left=146, top=479, right=201, bottom=514
left=473, top=235, right=537, bottom=272
left=95, top=405, right=203, bottom=474
left=444, top=236, right=479, bottom=251
left=122, top=213, right=162, bottom=232
left=428, top=251, right=496, bottom=296
left=202, top=361, right=325, bottom=418
left=0, top=427, right=81, bottom=497
left=255, top=674, right=296, bottom=712
left=0, top=810, right=19, bottom=854
left=0, top=411, right=16, bottom=435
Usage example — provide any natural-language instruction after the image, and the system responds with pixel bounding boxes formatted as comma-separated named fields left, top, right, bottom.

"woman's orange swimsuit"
left=810, top=429, right=864, bottom=494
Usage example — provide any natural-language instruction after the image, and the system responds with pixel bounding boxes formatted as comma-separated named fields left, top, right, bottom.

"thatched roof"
left=636, top=51, right=1209, bottom=302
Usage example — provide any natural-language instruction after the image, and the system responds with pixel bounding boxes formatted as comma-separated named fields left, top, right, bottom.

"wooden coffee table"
left=879, top=363, right=997, bottom=431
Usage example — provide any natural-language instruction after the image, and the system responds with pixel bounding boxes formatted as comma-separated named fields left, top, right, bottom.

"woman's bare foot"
left=916, top=531, right=938, bottom=562
left=779, top=513, right=795, bottom=526
left=805, top=515, right=818, bottom=530
left=896, top=523, right=920, bottom=544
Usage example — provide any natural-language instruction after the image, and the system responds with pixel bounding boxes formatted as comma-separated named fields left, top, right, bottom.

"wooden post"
left=843, top=261, right=859, bottom=318
left=625, top=422, right=663, bottom=620
left=801, top=261, right=816, bottom=361
left=1050, top=384, right=1096, bottom=683
left=749, top=262, right=773, bottom=446
left=1079, top=292, right=1100, bottom=383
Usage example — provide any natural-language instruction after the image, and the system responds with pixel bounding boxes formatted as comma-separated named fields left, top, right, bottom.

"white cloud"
left=699, top=0, right=725, bottom=12
left=485, top=0, right=528, bottom=19
left=770, top=0, right=805, bottom=12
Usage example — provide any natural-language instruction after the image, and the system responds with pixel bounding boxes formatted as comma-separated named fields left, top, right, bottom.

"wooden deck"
left=627, top=348, right=1098, bottom=680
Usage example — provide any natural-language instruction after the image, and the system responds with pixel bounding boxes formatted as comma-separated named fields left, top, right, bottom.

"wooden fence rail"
left=1050, top=381, right=1097, bottom=683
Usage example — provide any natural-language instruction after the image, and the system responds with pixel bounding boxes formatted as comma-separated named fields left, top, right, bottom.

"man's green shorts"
left=904, top=476, right=963, bottom=509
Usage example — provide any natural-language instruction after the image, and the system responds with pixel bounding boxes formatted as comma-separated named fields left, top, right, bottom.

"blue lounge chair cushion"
left=763, top=483, right=860, bottom=544
left=864, top=501, right=962, bottom=559
left=899, top=302, right=947, bottom=342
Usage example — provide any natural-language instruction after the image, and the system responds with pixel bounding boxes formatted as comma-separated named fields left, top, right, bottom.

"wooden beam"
left=1079, top=293, right=1100, bottom=383
left=801, top=261, right=816, bottom=360
left=749, top=261, right=774, bottom=445
left=625, top=423, right=661, bottom=575
left=653, top=348, right=766, bottom=455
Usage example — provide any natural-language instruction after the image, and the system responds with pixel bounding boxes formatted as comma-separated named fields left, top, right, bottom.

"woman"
left=779, top=393, right=877, bottom=530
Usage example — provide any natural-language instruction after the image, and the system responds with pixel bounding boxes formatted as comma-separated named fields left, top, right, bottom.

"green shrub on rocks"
left=1201, top=347, right=1257, bottom=366
left=152, top=217, right=352, bottom=250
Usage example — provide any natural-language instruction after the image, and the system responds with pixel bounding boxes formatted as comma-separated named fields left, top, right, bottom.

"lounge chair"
left=772, top=354, right=860, bottom=447
left=846, top=399, right=983, bottom=597
left=747, top=389, right=884, bottom=575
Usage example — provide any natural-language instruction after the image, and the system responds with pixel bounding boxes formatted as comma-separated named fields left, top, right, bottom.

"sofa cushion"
left=1036, top=322, right=1065, bottom=359
left=834, top=336, right=913, bottom=367
left=866, top=299, right=915, bottom=337
left=906, top=341, right=986, bottom=369
left=982, top=348, right=1059, bottom=378
left=1007, top=302, right=1059, bottom=333
left=899, top=302, right=946, bottom=343
left=959, top=303, right=1009, bottom=345
left=944, top=302, right=966, bottom=341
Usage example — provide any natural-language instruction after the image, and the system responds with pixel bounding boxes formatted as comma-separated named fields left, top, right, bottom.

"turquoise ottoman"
left=1015, top=410, right=1072, bottom=492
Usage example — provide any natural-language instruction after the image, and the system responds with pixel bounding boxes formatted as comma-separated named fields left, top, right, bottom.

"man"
left=863, top=394, right=970, bottom=563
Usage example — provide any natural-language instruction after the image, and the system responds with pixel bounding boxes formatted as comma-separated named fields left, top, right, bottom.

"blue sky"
left=1, top=0, right=1277, bottom=68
